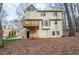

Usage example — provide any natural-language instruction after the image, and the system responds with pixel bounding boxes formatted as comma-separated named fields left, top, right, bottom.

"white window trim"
left=42, top=19, right=50, bottom=29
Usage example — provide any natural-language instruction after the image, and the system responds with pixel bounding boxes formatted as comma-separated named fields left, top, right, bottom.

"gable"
left=24, top=4, right=63, bottom=20
left=26, top=5, right=37, bottom=11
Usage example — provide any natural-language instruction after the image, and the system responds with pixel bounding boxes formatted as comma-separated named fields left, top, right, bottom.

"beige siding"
left=25, top=11, right=43, bottom=19
left=23, top=20, right=63, bottom=38
left=36, top=20, right=63, bottom=38
left=50, top=21, right=63, bottom=38
left=46, top=12, right=62, bottom=19
left=25, top=11, right=62, bottom=20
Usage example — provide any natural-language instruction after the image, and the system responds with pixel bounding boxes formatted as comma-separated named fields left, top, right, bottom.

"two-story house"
left=22, top=4, right=63, bottom=39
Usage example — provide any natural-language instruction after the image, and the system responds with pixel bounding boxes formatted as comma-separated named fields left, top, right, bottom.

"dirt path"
left=0, top=33, right=79, bottom=55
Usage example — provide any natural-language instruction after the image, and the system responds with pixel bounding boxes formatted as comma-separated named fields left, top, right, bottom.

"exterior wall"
left=26, top=20, right=63, bottom=38
left=50, top=20, right=63, bottom=38
left=46, top=12, right=62, bottom=19
left=36, top=20, right=63, bottom=38
left=25, top=11, right=63, bottom=20
left=25, top=11, right=43, bottom=19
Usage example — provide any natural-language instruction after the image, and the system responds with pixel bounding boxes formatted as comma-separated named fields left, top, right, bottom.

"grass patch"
left=3, top=36, right=17, bottom=46
left=6, top=36, right=16, bottom=39
left=3, top=39, right=17, bottom=46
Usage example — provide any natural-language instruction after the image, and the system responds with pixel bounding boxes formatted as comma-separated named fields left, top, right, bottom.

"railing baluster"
left=23, top=21, right=39, bottom=26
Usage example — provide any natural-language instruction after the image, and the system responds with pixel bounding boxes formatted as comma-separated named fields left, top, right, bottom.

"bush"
left=9, top=30, right=16, bottom=37
left=9, top=31, right=11, bottom=37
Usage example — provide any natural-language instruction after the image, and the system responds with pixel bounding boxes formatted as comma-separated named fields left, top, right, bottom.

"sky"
left=2, top=3, right=55, bottom=21
left=3, top=3, right=19, bottom=21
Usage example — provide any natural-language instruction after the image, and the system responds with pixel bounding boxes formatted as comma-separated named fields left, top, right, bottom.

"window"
left=57, top=31, right=59, bottom=35
left=52, top=31, right=59, bottom=35
left=41, top=12, right=45, bottom=16
left=55, top=21, right=57, bottom=25
left=52, top=31, right=55, bottom=35
left=53, top=12, right=57, bottom=17
left=26, top=6, right=35, bottom=11
left=43, top=20, right=49, bottom=26
left=26, top=7, right=31, bottom=11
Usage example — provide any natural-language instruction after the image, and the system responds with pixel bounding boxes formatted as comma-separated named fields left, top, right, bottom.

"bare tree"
left=16, top=3, right=30, bottom=20
left=1, top=9, right=8, bottom=19
left=70, top=3, right=79, bottom=32
left=64, top=3, right=76, bottom=36
left=75, top=3, right=79, bottom=32
left=0, top=3, right=3, bottom=48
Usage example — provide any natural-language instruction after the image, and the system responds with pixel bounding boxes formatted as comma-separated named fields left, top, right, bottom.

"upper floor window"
left=53, top=12, right=57, bottom=17
left=26, top=7, right=31, bottom=11
left=55, top=21, right=57, bottom=25
left=41, top=12, right=45, bottom=16
left=43, top=20, right=49, bottom=26
left=26, top=6, right=35, bottom=11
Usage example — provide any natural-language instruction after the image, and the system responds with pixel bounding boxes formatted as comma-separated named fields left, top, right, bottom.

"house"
left=22, top=4, right=64, bottom=39
left=2, top=20, right=25, bottom=39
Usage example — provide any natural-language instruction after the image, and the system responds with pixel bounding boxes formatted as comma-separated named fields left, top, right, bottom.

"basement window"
left=52, top=31, right=55, bottom=35
left=57, top=31, right=59, bottom=35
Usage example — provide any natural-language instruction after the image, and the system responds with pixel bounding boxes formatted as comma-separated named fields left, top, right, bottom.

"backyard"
left=0, top=33, right=79, bottom=55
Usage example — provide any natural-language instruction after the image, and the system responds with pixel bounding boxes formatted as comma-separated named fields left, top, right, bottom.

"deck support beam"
left=36, top=27, right=38, bottom=38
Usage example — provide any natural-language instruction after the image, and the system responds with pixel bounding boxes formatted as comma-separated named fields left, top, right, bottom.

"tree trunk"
left=0, top=3, right=3, bottom=48
left=64, top=3, right=76, bottom=36
left=63, top=12, right=67, bottom=32
left=70, top=3, right=78, bottom=32
left=76, top=3, right=79, bottom=32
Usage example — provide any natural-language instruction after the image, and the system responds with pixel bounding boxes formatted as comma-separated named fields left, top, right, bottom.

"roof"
left=38, top=8, right=63, bottom=12
left=27, top=4, right=64, bottom=12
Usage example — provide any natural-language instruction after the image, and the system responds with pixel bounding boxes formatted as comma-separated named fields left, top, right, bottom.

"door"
left=27, top=31, right=30, bottom=38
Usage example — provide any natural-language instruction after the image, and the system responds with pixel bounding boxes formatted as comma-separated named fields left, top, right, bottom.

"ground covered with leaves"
left=0, top=33, right=79, bottom=55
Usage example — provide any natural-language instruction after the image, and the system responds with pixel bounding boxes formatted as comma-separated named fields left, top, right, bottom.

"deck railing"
left=22, top=21, right=39, bottom=26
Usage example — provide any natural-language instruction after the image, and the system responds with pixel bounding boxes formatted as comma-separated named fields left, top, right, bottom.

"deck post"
left=25, top=29, right=27, bottom=39
left=36, top=27, right=37, bottom=39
